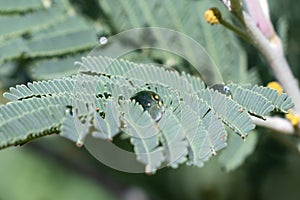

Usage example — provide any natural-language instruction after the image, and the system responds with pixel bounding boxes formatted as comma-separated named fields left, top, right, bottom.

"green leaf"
left=174, top=102, right=205, bottom=167
left=0, top=7, right=65, bottom=39
left=229, top=84, right=274, bottom=117
left=158, top=109, right=188, bottom=168
left=181, top=72, right=206, bottom=91
left=92, top=99, right=120, bottom=140
left=182, top=93, right=227, bottom=166
left=0, top=38, right=28, bottom=64
left=4, top=77, right=75, bottom=101
left=0, top=0, right=44, bottom=13
left=0, top=104, right=62, bottom=149
left=121, top=100, right=164, bottom=174
left=26, top=28, right=98, bottom=57
left=60, top=114, right=80, bottom=143
left=98, top=0, right=250, bottom=84
left=199, top=89, right=255, bottom=138
left=78, top=56, right=194, bottom=93
left=30, top=16, right=91, bottom=40
left=0, top=56, right=292, bottom=172
left=235, top=84, right=294, bottom=112
left=30, top=52, right=88, bottom=80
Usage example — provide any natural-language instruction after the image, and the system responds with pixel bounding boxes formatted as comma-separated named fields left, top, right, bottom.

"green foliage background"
left=0, top=0, right=300, bottom=199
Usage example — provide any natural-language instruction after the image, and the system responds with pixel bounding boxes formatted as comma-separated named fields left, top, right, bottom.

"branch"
left=251, top=116, right=294, bottom=135
left=244, top=0, right=274, bottom=38
left=243, top=12, right=300, bottom=117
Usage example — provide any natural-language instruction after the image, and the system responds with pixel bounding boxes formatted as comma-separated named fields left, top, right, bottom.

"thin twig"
left=252, top=116, right=294, bottom=135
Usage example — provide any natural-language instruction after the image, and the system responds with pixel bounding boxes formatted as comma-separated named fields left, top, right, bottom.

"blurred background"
left=0, top=0, right=300, bottom=199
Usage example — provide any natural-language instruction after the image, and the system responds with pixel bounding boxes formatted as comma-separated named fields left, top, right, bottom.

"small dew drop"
left=76, top=140, right=84, bottom=147
left=99, top=36, right=108, bottom=45
left=42, top=0, right=52, bottom=8
left=211, top=148, right=217, bottom=156
left=241, top=135, right=246, bottom=141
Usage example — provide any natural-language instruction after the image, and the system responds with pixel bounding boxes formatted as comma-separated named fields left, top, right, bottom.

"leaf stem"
left=251, top=116, right=294, bottom=135
left=219, top=18, right=252, bottom=44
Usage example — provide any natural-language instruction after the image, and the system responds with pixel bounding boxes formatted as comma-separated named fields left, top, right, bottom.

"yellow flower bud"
left=285, top=110, right=300, bottom=126
left=204, top=8, right=222, bottom=25
left=267, top=81, right=283, bottom=94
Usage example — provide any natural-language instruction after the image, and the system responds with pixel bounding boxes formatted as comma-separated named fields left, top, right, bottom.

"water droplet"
left=223, top=85, right=230, bottom=93
left=99, top=36, right=108, bottom=45
left=42, top=0, right=52, bottom=8
left=212, top=151, right=217, bottom=156
left=76, top=140, right=84, bottom=147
